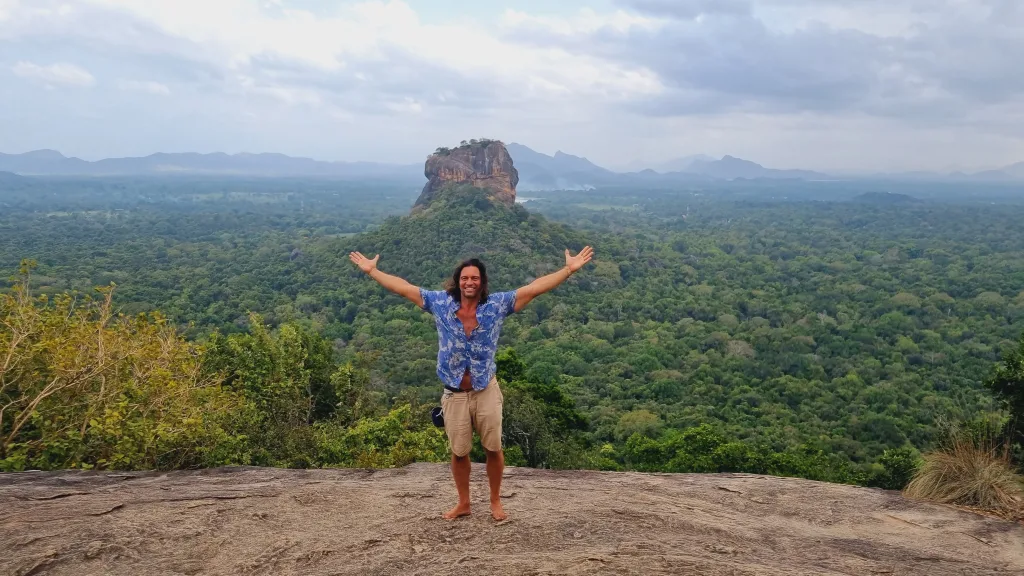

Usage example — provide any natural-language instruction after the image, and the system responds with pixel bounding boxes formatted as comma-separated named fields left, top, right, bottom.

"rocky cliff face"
left=414, top=140, right=518, bottom=208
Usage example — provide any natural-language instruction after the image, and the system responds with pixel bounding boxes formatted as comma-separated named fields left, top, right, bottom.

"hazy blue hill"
left=998, top=162, right=1024, bottom=178
left=506, top=143, right=615, bottom=190
left=851, top=191, right=922, bottom=204
left=0, top=150, right=422, bottom=179
left=0, top=150, right=92, bottom=175
left=686, top=155, right=831, bottom=180
left=506, top=143, right=611, bottom=176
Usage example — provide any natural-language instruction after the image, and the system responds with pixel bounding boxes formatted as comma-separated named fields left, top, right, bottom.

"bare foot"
left=443, top=502, right=471, bottom=520
left=490, top=500, right=507, bottom=521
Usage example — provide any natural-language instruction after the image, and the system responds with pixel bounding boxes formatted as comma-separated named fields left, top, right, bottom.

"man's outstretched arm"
left=514, top=246, right=594, bottom=313
left=349, top=252, right=424, bottom=308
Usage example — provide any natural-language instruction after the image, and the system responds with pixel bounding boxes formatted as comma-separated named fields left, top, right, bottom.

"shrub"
left=624, top=433, right=666, bottom=472
left=904, top=427, right=1023, bottom=519
left=0, top=262, right=245, bottom=471
left=314, top=404, right=447, bottom=468
left=868, top=447, right=921, bottom=490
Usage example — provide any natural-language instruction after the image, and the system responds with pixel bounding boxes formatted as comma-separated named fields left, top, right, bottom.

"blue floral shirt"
left=420, top=288, right=517, bottom=391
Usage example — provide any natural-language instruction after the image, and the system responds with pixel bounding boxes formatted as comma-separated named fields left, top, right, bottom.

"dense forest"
left=1, top=175, right=1023, bottom=486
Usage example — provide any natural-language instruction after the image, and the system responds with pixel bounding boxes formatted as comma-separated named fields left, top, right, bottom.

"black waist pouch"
left=430, top=406, right=445, bottom=428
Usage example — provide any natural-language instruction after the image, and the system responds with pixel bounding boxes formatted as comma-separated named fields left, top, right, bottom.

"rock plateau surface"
left=2, top=464, right=1023, bottom=575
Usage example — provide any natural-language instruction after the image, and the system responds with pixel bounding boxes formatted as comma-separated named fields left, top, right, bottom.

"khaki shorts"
left=440, top=378, right=503, bottom=457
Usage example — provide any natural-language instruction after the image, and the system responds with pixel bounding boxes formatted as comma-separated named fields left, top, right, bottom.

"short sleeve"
left=419, top=289, right=448, bottom=314
left=490, top=290, right=518, bottom=317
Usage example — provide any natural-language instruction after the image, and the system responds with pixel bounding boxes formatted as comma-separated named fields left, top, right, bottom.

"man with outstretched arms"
left=349, top=247, right=594, bottom=520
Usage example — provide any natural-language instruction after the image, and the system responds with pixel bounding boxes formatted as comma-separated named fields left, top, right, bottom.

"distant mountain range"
left=852, top=192, right=922, bottom=205
left=0, top=150, right=423, bottom=180
left=505, top=143, right=613, bottom=190
left=685, top=155, right=831, bottom=181
left=960, top=161, right=1024, bottom=181
left=847, top=162, right=1024, bottom=183
left=1, top=146, right=1022, bottom=189
left=508, top=145, right=833, bottom=188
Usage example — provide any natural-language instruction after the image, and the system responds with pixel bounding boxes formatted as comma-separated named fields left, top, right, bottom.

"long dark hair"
left=446, top=258, right=489, bottom=303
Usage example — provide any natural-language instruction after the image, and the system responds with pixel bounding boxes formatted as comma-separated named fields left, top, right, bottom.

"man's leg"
left=477, top=380, right=507, bottom=521
left=444, top=453, right=472, bottom=520
left=441, top=391, right=473, bottom=520
left=485, top=449, right=506, bottom=521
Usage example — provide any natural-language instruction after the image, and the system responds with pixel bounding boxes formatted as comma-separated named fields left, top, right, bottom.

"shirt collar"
left=449, top=294, right=488, bottom=313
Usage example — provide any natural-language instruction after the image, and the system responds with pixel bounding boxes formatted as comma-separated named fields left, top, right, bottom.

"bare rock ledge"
left=2, top=464, right=1022, bottom=575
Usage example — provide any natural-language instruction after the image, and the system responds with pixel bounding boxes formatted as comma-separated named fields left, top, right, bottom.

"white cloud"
left=386, top=97, right=423, bottom=114
left=117, top=79, right=170, bottom=95
left=501, top=7, right=661, bottom=35
left=237, top=77, right=322, bottom=107
left=12, top=61, right=95, bottom=86
left=0, top=0, right=18, bottom=21
left=55, top=0, right=661, bottom=106
left=0, top=0, right=1022, bottom=170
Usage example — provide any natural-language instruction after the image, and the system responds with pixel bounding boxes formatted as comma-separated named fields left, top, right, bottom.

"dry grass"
left=904, top=431, right=1024, bottom=520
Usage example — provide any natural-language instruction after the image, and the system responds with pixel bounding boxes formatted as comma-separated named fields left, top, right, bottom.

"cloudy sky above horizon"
left=2, top=0, right=1023, bottom=172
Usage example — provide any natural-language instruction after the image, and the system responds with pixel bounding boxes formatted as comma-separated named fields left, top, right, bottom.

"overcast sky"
left=2, top=0, right=1023, bottom=172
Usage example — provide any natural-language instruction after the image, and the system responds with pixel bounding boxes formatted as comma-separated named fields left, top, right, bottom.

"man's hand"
left=565, top=246, right=594, bottom=273
left=349, top=251, right=380, bottom=274
left=350, top=252, right=424, bottom=307
left=515, top=246, right=596, bottom=313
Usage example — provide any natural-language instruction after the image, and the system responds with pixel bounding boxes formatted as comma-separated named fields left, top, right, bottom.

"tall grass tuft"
left=904, top=422, right=1023, bottom=519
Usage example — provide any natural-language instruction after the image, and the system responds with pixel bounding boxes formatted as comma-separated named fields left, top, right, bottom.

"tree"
left=202, top=314, right=338, bottom=466
left=330, top=355, right=377, bottom=427
left=986, top=333, right=1024, bottom=462
left=615, top=410, right=662, bottom=441
left=495, top=347, right=589, bottom=467
left=0, top=261, right=243, bottom=471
